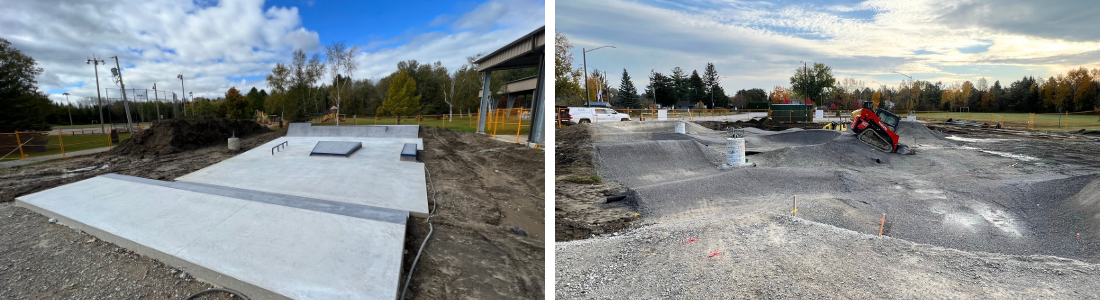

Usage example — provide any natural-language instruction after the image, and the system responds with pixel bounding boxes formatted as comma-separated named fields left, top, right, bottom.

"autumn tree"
left=220, top=87, right=250, bottom=119
left=769, top=86, right=790, bottom=104
left=380, top=71, right=421, bottom=124
left=871, top=91, right=882, bottom=109
left=555, top=32, right=584, bottom=106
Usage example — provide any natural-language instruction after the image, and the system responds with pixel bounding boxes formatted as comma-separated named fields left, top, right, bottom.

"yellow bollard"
left=14, top=131, right=25, bottom=159
left=515, top=108, right=524, bottom=143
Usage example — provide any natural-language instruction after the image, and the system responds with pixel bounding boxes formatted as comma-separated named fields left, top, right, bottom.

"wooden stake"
left=879, top=214, right=886, bottom=236
left=791, top=195, right=798, bottom=216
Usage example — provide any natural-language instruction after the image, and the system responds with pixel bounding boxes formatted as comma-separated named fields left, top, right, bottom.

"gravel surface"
left=557, top=120, right=1100, bottom=298
left=557, top=212, right=1100, bottom=299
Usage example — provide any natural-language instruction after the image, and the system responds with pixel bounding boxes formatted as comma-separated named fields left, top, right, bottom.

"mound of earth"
left=110, top=116, right=270, bottom=157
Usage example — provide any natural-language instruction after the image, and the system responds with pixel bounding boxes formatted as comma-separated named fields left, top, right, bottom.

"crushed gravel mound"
left=556, top=212, right=1100, bottom=299
left=596, top=140, right=723, bottom=187
left=110, top=116, right=270, bottom=157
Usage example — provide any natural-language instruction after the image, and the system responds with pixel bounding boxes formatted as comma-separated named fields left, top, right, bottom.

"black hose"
left=400, top=167, right=438, bottom=299
left=185, top=288, right=250, bottom=300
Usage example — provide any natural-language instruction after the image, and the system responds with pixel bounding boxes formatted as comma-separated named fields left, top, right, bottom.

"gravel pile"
left=556, top=212, right=1100, bottom=299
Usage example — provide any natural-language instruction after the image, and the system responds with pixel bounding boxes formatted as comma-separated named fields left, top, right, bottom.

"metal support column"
left=477, top=71, right=492, bottom=133
left=528, top=51, right=546, bottom=144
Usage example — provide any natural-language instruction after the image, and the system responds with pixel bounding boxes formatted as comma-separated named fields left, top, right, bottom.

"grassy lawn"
left=48, top=123, right=154, bottom=130
left=914, top=112, right=1100, bottom=131
left=1, top=133, right=131, bottom=160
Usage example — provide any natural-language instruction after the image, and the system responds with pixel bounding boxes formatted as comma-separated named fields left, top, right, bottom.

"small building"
left=473, top=26, right=545, bottom=145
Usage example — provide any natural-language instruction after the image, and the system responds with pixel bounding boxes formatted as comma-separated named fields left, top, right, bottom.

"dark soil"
left=401, top=126, right=544, bottom=299
left=110, top=115, right=270, bottom=157
left=554, top=124, right=638, bottom=242
left=696, top=117, right=825, bottom=131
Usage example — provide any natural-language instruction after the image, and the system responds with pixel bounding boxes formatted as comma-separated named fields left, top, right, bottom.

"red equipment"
left=850, top=101, right=910, bottom=154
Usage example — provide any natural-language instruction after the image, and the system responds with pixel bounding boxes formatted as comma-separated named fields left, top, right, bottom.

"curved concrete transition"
left=17, top=124, right=429, bottom=300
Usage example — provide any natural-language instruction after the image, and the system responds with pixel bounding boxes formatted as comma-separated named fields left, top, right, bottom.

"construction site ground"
left=556, top=120, right=1100, bottom=299
left=0, top=116, right=544, bottom=299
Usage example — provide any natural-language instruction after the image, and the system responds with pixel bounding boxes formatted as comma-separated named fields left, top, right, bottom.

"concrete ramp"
left=17, top=174, right=406, bottom=300
left=287, top=123, right=420, bottom=138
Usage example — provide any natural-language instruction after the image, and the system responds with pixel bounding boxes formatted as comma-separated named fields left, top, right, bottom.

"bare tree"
left=325, top=41, right=361, bottom=125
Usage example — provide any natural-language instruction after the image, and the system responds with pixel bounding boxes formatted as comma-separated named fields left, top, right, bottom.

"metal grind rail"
left=271, top=141, right=288, bottom=155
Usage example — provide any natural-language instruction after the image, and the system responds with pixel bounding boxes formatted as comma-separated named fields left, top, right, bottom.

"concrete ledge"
left=401, top=143, right=417, bottom=162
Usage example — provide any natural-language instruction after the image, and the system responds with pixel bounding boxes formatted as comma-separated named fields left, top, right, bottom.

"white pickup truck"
left=567, top=107, right=631, bottom=123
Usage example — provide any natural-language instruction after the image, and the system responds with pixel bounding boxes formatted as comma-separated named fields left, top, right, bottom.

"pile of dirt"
left=555, top=124, right=639, bottom=241
left=110, top=115, right=270, bottom=157
left=556, top=124, right=595, bottom=178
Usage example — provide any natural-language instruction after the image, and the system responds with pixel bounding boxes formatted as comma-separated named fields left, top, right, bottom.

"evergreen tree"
left=618, top=68, right=640, bottom=109
left=0, top=37, right=51, bottom=132
left=703, top=63, right=725, bottom=108
left=689, top=70, right=707, bottom=107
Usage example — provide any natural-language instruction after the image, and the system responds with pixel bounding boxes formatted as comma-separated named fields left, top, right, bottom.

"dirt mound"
left=556, top=124, right=595, bottom=178
left=110, top=116, right=270, bottom=157
left=896, top=121, right=945, bottom=145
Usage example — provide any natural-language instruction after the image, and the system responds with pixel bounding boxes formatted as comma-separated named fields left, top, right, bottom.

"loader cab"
left=875, top=109, right=900, bottom=132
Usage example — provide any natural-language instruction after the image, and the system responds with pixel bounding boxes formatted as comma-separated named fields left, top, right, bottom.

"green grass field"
left=914, top=112, right=1100, bottom=131
left=309, top=115, right=532, bottom=136
left=1, top=133, right=131, bottom=160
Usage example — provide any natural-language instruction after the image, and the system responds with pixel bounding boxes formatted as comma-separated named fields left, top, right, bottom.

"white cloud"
left=352, top=0, right=545, bottom=81
left=0, top=0, right=318, bottom=103
left=559, top=0, right=1100, bottom=92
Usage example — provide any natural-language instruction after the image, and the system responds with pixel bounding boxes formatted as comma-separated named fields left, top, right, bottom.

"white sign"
left=657, top=110, right=668, bottom=121
left=814, top=110, right=824, bottom=120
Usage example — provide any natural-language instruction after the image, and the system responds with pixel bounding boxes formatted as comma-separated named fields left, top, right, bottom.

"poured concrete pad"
left=16, top=175, right=405, bottom=300
left=177, top=136, right=430, bottom=217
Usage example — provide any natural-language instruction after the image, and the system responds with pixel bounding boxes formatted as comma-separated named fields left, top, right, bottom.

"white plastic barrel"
left=726, top=138, right=746, bottom=166
left=675, top=122, right=686, bottom=134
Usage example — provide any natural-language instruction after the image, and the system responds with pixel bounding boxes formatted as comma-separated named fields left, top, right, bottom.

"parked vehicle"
left=567, top=107, right=631, bottom=123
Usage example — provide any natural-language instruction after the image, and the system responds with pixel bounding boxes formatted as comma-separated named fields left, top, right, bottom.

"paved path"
left=0, top=146, right=113, bottom=168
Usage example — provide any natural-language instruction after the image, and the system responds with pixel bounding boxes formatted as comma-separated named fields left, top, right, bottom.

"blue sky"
left=1, top=0, right=544, bottom=104
left=558, top=0, right=1100, bottom=93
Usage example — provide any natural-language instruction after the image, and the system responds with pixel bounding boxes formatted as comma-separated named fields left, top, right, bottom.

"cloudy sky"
left=0, top=0, right=544, bottom=104
left=558, top=0, right=1100, bottom=93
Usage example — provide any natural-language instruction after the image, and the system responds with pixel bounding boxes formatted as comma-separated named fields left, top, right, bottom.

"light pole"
left=800, top=61, right=809, bottom=104
left=583, top=45, right=616, bottom=107
left=710, top=75, right=728, bottom=109
left=893, top=71, right=914, bottom=111
left=109, top=56, right=135, bottom=134
left=152, top=84, right=161, bottom=121
left=62, top=92, right=73, bottom=126
left=178, top=73, right=187, bottom=117
left=86, top=56, right=106, bottom=133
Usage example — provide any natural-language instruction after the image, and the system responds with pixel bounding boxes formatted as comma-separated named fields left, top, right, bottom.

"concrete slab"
left=310, top=141, right=362, bottom=157
left=176, top=136, right=430, bottom=217
left=16, top=175, right=406, bottom=300
left=287, top=123, right=420, bottom=139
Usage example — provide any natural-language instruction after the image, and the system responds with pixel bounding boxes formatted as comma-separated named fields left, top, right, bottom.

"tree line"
left=264, top=42, right=536, bottom=123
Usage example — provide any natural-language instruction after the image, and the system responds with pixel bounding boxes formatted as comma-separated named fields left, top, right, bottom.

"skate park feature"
left=309, top=141, right=363, bottom=157
left=16, top=123, right=428, bottom=299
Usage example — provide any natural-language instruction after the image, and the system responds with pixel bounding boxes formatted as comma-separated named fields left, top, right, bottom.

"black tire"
left=621, top=118, right=630, bottom=121
left=579, top=119, right=591, bottom=123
